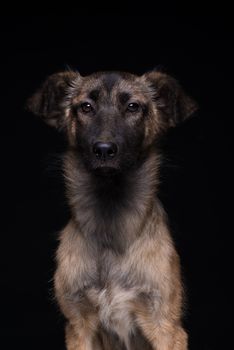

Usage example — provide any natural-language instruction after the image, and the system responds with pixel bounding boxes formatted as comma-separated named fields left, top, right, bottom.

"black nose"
left=93, top=142, right=118, bottom=160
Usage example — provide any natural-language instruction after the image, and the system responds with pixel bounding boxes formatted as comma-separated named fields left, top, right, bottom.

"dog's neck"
left=64, top=149, right=160, bottom=253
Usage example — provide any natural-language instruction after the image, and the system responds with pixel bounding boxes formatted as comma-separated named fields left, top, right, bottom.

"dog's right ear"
left=27, top=71, right=79, bottom=129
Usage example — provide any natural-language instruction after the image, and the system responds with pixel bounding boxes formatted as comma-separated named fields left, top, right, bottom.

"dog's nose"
left=93, top=142, right=118, bottom=160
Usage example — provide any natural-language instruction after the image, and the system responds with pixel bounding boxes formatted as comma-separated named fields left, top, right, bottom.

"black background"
left=1, top=12, right=233, bottom=350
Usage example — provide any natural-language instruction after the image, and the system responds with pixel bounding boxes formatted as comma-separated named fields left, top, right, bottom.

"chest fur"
left=56, top=220, right=170, bottom=344
left=87, top=284, right=138, bottom=344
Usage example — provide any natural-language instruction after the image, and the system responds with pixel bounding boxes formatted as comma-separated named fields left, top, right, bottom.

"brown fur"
left=28, top=69, right=197, bottom=349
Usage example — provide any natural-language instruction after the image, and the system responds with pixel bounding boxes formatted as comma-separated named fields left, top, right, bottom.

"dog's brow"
left=88, top=89, right=100, bottom=102
left=118, top=92, right=132, bottom=105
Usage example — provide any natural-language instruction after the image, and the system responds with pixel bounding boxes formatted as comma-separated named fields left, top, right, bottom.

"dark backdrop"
left=1, top=14, right=233, bottom=350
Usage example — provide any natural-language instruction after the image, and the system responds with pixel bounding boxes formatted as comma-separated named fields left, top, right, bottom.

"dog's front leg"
left=65, top=315, right=99, bottom=350
left=135, top=311, right=187, bottom=350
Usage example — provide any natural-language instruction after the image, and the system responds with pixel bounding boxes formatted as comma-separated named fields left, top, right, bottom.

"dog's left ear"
left=142, top=71, right=198, bottom=127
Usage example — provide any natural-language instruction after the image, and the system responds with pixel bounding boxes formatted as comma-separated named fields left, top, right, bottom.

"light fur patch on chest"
left=88, top=285, right=136, bottom=346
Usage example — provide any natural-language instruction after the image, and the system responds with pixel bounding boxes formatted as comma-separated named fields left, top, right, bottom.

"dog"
left=28, top=69, right=197, bottom=350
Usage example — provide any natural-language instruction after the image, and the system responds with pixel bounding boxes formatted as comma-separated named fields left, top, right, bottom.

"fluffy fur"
left=28, top=69, right=197, bottom=350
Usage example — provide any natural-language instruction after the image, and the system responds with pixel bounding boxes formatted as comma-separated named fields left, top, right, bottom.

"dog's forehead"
left=87, top=71, right=136, bottom=87
left=77, top=72, right=150, bottom=100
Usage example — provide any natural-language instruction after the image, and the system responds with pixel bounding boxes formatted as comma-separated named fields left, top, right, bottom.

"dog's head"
left=27, top=70, right=197, bottom=174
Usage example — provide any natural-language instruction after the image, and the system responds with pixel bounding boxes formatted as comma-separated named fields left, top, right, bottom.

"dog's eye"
left=80, top=102, right=93, bottom=113
left=127, top=102, right=140, bottom=112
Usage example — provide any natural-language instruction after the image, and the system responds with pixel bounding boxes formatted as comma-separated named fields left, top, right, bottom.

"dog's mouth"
left=92, top=163, right=121, bottom=176
left=87, top=151, right=139, bottom=176
left=90, top=142, right=121, bottom=175
left=81, top=144, right=137, bottom=175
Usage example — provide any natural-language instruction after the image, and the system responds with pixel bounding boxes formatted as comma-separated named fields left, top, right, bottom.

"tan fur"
left=54, top=153, right=187, bottom=349
left=28, top=70, right=197, bottom=349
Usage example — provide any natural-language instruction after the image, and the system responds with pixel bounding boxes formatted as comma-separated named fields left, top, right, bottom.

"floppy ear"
left=27, top=71, right=79, bottom=129
left=143, top=71, right=198, bottom=127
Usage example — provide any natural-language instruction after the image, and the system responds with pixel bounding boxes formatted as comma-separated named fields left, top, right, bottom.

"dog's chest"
left=81, top=252, right=134, bottom=340
left=88, top=284, right=137, bottom=344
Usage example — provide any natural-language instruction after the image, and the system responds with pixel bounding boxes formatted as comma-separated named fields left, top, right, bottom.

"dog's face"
left=28, top=70, right=197, bottom=174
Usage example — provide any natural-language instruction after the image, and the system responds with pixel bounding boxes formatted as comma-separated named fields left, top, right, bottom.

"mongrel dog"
left=28, top=70, right=197, bottom=350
